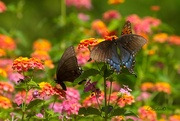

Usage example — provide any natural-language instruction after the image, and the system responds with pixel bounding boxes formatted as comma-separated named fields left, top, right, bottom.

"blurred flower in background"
left=0, top=81, right=14, bottom=95
left=32, top=39, right=54, bottom=69
left=126, top=14, right=161, bottom=35
left=141, top=82, right=155, bottom=92
left=155, top=82, right=171, bottom=94
left=33, top=39, right=51, bottom=52
left=78, top=13, right=90, bottom=21
left=138, top=106, right=157, bottom=121
left=92, top=20, right=109, bottom=37
left=169, top=115, right=180, bottom=121
left=0, top=34, right=16, bottom=50
left=0, top=1, right=6, bottom=13
left=168, top=35, right=180, bottom=46
left=103, top=10, right=121, bottom=21
left=137, top=92, right=151, bottom=101
left=112, top=116, right=124, bottom=121
left=153, top=33, right=169, bottom=43
left=31, top=51, right=50, bottom=61
left=66, top=0, right=92, bottom=9
left=0, top=68, right=7, bottom=77
left=150, top=5, right=160, bottom=11
left=0, top=95, right=12, bottom=109
left=108, top=0, right=125, bottom=4
left=0, top=48, right=6, bottom=57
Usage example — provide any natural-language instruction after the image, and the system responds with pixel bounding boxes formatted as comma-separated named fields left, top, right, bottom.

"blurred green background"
left=0, top=0, right=180, bottom=49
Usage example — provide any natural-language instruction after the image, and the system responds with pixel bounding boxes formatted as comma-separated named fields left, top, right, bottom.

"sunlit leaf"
left=27, top=99, right=44, bottom=110
left=124, top=110, right=138, bottom=117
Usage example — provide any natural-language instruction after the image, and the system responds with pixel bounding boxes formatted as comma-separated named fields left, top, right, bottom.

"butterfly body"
left=55, top=46, right=82, bottom=90
left=90, top=21, right=147, bottom=75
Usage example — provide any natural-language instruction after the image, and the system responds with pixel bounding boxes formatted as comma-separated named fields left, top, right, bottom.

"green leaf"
left=110, top=107, right=126, bottom=117
left=101, top=105, right=113, bottom=113
left=124, top=111, right=138, bottom=117
left=73, top=69, right=99, bottom=85
left=15, top=83, right=27, bottom=91
left=27, top=99, right=44, bottom=110
left=78, top=107, right=101, bottom=116
left=28, top=80, right=40, bottom=88
left=78, top=107, right=87, bottom=115
left=100, top=65, right=113, bottom=78
left=86, top=107, right=101, bottom=116
left=108, top=19, right=121, bottom=31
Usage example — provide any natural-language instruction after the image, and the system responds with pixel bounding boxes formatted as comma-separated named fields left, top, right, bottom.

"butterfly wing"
left=90, top=40, right=121, bottom=72
left=116, top=34, right=147, bottom=74
left=56, top=46, right=82, bottom=90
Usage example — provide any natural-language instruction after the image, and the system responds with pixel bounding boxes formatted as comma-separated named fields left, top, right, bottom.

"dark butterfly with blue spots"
left=90, top=21, right=147, bottom=75
left=55, top=46, right=82, bottom=90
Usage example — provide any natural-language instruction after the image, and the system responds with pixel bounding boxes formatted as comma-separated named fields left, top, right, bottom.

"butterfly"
left=90, top=21, right=147, bottom=75
left=55, top=46, right=82, bottom=90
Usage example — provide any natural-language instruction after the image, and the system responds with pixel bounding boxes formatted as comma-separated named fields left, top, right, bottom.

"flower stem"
left=103, top=77, right=107, bottom=121
left=108, top=80, right=112, bottom=106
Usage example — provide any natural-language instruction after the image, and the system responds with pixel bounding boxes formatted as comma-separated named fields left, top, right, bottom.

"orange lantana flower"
left=31, top=50, right=50, bottom=61
left=0, top=34, right=16, bottom=50
left=92, top=20, right=109, bottom=37
left=168, top=35, right=180, bottom=46
left=108, top=0, right=125, bottom=4
left=44, top=60, right=54, bottom=69
left=0, top=68, right=7, bottom=77
left=78, top=38, right=103, bottom=49
left=155, top=82, right=171, bottom=94
left=0, top=81, right=14, bottom=94
left=33, top=39, right=51, bottom=52
left=12, top=57, right=44, bottom=73
left=153, top=33, right=168, bottom=43
left=118, top=94, right=135, bottom=107
left=39, top=82, right=65, bottom=98
left=0, top=96, right=12, bottom=109
left=0, top=49, right=6, bottom=57
left=141, top=82, right=155, bottom=92
left=138, top=106, right=157, bottom=121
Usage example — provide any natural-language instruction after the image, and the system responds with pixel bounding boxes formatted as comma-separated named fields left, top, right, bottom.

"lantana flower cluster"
left=141, top=82, right=171, bottom=94
left=31, top=39, right=54, bottom=69
left=12, top=57, right=44, bottom=73
left=49, top=87, right=81, bottom=119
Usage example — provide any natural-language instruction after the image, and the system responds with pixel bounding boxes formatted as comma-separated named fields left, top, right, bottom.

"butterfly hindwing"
left=56, top=46, right=82, bottom=90
left=90, top=40, right=121, bottom=72
left=117, top=34, right=147, bottom=74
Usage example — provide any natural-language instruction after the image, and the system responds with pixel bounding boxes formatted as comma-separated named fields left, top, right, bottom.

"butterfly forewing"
left=57, top=46, right=76, bottom=72
left=56, top=46, right=81, bottom=90
left=117, top=34, right=147, bottom=55
left=57, top=56, right=81, bottom=82
left=90, top=41, right=120, bottom=64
